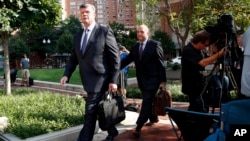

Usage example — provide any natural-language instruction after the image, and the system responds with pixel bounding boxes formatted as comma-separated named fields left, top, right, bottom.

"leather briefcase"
left=152, top=88, right=172, bottom=116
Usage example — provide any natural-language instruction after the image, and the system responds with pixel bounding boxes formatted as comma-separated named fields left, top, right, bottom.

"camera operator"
left=241, top=26, right=250, bottom=98
left=181, top=30, right=226, bottom=112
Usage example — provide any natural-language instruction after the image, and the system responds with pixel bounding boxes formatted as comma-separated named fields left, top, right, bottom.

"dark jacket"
left=121, top=39, right=166, bottom=91
left=63, top=24, right=120, bottom=93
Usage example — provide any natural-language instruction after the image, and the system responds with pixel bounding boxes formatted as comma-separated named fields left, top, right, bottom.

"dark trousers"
left=188, top=95, right=209, bottom=113
left=136, top=88, right=158, bottom=131
left=77, top=92, right=118, bottom=141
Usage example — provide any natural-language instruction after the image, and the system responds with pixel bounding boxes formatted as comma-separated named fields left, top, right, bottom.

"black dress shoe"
left=150, top=119, right=159, bottom=123
left=145, top=122, right=154, bottom=126
left=145, top=118, right=159, bottom=126
left=105, top=135, right=115, bottom=141
left=133, top=130, right=141, bottom=138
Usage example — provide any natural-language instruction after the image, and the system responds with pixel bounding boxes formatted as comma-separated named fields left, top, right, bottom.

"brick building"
left=63, top=0, right=136, bottom=28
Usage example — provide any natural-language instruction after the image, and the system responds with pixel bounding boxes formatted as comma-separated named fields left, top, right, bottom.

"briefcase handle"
left=103, top=91, right=119, bottom=101
left=159, top=87, right=167, bottom=91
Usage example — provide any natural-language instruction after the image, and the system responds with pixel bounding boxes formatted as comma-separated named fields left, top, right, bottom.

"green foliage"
left=152, top=30, right=176, bottom=55
left=133, top=0, right=161, bottom=30
left=56, top=30, right=73, bottom=54
left=60, top=15, right=82, bottom=35
left=0, top=88, right=85, bottom=139
left=55, top=16, right=82, bottom=54
left=193, top=0, right=250, bottom=33
left=108, top=21, right=136, bottom=49
left=23, top=25, right=57, bottom=54
left=0, top=0, right=62, bottom=94
left=20, top=16, right=82, bottom=55
left=126, top=87, right=142, bottom=98
left=123, top=30, right=138, bottom=51
left=127, top=82, right=188, bottom=102
left=0, top=0, right=62, bottom=32
left=167, top=62, right=181, bottom=70
left=141, top=0, right=250, bottom=49
left=109, top=21, right=125, bottom=38
left=167, top=82, right=188, bottom=102
left=8, top=36, right=30, bottom=59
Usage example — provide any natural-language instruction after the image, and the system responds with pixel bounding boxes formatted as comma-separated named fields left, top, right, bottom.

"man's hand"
left=218, top=47, right=227, bottom=58
left=159, top=82, right=166, bottom=90
left=60, top=76, right=68, bottom=86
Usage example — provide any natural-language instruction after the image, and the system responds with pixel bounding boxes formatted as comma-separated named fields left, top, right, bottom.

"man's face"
left=80, top=6, right=95, bottom=27
left=137, top=26, right=149, bottom=42
left=197, top=40, right=210, bottom=50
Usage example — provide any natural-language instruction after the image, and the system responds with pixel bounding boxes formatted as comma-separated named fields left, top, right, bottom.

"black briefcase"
left=29, top=77, right=34, bottom=86
left=98, top=91, right=126, bottom=131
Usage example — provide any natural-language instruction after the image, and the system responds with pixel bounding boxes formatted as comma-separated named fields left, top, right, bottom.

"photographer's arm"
left=199, top=48, right=225, bottom=67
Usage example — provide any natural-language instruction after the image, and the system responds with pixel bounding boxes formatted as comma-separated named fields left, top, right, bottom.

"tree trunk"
left=1, top=32, right=11, bottom=95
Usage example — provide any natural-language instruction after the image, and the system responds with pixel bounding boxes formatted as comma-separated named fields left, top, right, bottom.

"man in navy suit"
left=60, top=4, right=120, bottom=141
left=121, top=24, right=167, bottom=138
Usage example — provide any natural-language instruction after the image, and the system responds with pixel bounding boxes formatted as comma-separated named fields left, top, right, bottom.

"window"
left=70, top=2, right=76, bottom=5
left=97, top=0, right=103, bottom=4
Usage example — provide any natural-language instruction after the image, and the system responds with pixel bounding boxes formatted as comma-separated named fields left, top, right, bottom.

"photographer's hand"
left=199, top=47, right=227, bottom=67
left=217, top=47, right=226, bottom=58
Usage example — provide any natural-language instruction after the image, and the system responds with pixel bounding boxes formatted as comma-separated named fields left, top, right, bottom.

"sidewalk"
left=92, top=99, right=189, bottom=141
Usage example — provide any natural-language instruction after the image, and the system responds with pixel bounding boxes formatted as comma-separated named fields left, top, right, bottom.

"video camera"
left=203, top=14, right=243, bottom=99
left=205, top=14, right=237, bottom=50
left=205, top=14, right=243, bottom=63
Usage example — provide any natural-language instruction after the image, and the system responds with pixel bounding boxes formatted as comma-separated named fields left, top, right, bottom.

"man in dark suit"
left=121, top=24, right=167, bottom=138
left=60, top=4, right=120, bottom=141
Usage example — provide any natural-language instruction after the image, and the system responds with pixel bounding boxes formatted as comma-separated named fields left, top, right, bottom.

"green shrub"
left=126, top=87, right=142, bottom=98
left=126, top=82, right=189, bottom=102
left=168, top=83, right=188, bottom=102
left=167, top=62, right=181, bottom=70
left=0, top=88, right=85, bottom=139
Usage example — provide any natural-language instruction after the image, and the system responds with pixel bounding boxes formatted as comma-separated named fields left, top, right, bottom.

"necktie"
left=139, top=43, right=143, bottom=59
left=81, top=29, right=89, bottom=54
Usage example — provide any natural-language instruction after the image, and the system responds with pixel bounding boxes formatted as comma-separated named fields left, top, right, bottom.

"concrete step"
left=12, top=77, right=139, bottom=97
left=14, top=78, right=87, bottom=96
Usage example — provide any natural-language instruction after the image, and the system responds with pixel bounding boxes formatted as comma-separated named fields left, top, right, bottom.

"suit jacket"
left=63, top=24, right=120, bottom=93
left=121, top=39, right=166, bottom=91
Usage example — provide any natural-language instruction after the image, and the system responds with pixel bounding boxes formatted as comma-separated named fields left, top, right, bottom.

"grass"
left=0, top=67, right=185, bottom=101
left=0, top=68, right=137, bottom=85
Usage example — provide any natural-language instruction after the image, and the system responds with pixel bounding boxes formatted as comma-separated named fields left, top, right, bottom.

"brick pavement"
left=111, top=98, right=188, bottom=141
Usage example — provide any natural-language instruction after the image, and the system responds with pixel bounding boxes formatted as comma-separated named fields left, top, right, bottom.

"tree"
left=122, top=29, right=138, bottom=50
left=8, top=36, right=29, bottom=60
left=108, top=21, right=137, bottom=49
left=132, top=0, right=162, bottom=32
left=192, top=0, right=250, bottom=33
left=56, top=16, right=82, bottom=54
left=151, top=30, right=176, bottom=56
left=21, top=25, right=57, bottom=54
left=60, top=15, right=82, bottom=35
left=109, top=21, right=125, bottom=43
left=0, top=0, right=61, bottom=94
left=56, top=30, right=73, bottom=54
left=138, top=0, right=250, bottom=50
